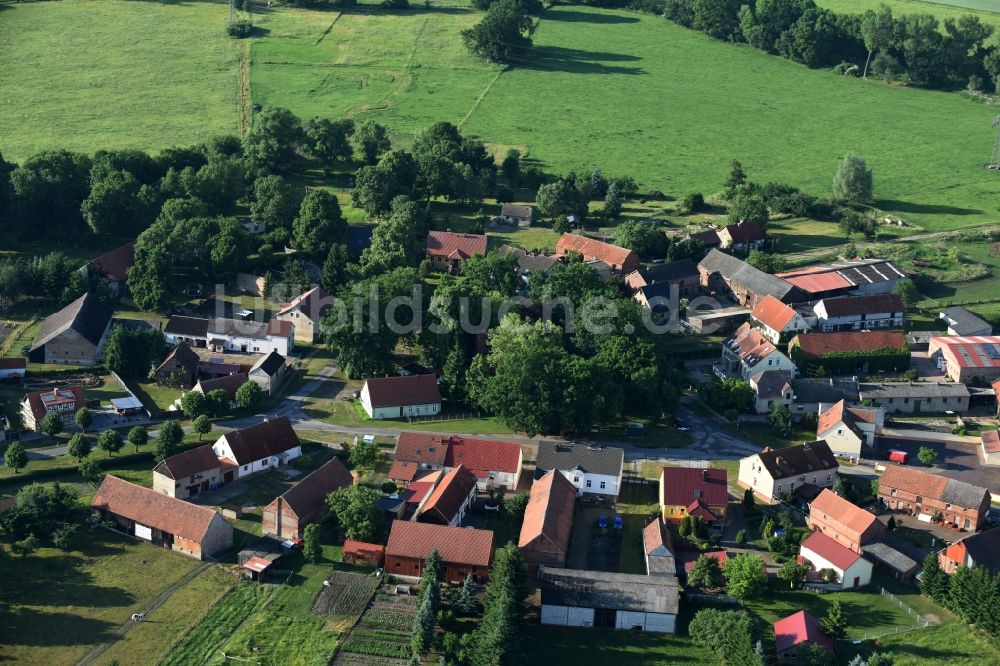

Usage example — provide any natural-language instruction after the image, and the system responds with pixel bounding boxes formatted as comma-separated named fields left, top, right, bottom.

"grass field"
left=521, top=625, right=713, bottom=665
left=0, top=527, right=202, bottom=665
left=0, top=0, right=239, bottom=160
left=819, top=0, right=1000, bottom=29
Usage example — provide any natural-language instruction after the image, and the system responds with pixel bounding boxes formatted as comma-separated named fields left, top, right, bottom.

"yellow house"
left=276, top=286, right=330, bottom=344
left=659, top=467, right=729, bottom=525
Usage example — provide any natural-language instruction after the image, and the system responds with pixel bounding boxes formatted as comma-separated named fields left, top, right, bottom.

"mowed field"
left=249, top=4, right=1000, bottom=231
left=0, top=0, right=240, bottom=160
left=818, top=0, right=1000, bottom=29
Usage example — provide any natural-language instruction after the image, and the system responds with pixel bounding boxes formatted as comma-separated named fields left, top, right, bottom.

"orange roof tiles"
left=982, top=430, right=1000, bottom=454
left=343, top=540, right=385, bottom=559
left=518, top=470, right=576, bottom=551
left=427, top=231, right=488, bottom=260
left=751, top=295, right=797, bottom=332
left=92, top=475, right=222, bottom=543
left=555, top=233, right=639, bottom=271
left=420, top=465, right=477, bottom=523
left=386, top=520, right=494, bottom=568
left=810, top=489, right=878, bottom=536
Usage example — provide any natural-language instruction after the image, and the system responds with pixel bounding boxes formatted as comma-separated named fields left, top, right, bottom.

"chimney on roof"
left=702, top=469, right=707, bottom=482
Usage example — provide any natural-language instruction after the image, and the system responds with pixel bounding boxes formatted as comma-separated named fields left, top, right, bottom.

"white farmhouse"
left=534, top=442, right=624, bottom=498
left=799, top=531, right=874, bottom=589
left=360, top=374, right=442, bottom=420
left=539, top=568, right=679, bottom=633
left=164, top=316, right=294, bottom=356
left=738, top=441, right=839, bottom=504
left=813, top=294, right=905, bottom=332
left=717, top=322, right=797, bottom=380
left=211, top=416, right=301, bottom=480
left=816, top=400, right=884, bottom=459
left=750, top=295, right=810, bottom=345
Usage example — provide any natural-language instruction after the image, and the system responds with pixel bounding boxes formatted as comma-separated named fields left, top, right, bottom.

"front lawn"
left=0, top=527, right=203, bottom=665
left=520, top=625, right=713, bottom=665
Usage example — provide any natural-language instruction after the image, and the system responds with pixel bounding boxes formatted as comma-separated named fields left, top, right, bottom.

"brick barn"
left=385, top=520, right=494, bottom=582
left=262, top=458, right=353, bottom=540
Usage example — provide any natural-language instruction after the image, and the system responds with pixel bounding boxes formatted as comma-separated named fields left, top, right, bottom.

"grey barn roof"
left=534, top=442, right=624, bottom=478
left=940, top=306, right=992, bottom=336
left=940, top=477, right=990, bottom=509
left=539, top=567, right=679, bottom=615
left=30, top=293, right=112, bottom=352
left=698, top=249, right=798, bottom=301
left=858, top=382, right=970, bottom=400
left=251, top=350, right=285, bottom=377
left=862, top=541, right=918, bottom=574
left=958, top=529, right=1000, bottom=574
left=790, top=378, right=860, bottom=405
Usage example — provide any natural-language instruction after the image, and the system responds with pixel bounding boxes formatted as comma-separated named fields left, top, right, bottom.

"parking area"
left=566, top=504, right=623, bottom=571
left=876, top=437, right=1000, bottom=491
left=909, top=351, right=947, bottom=381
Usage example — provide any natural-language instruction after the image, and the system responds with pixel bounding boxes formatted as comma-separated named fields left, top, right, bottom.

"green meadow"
left=2, top=0, right=999, bottom=234
left=250, top=4, right=1000, bottom=232
left=818, top=0, right=1000, bottom=30
left=0, top=0, right=240, bottom=160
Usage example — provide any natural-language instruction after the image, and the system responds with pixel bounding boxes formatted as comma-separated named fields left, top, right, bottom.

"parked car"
left=887, top=450, right=909, bottom=464
left=598, top=516, right=608, bottom=529
left=613, top=515, right=623, bottom=529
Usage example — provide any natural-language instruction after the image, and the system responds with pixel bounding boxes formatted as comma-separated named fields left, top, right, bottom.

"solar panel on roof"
left=985, top=345, right=1000, bottom=360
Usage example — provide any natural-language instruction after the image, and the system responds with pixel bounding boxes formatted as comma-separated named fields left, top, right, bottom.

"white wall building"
left=535, top=442, right=624, bottom=498
left=211, top=417, right=302, bottom=480
left=360, top=374, right=442, bottom=420
left=738, top=441, right=840, bottom=504
left=799, top=531, right=873, bottom=589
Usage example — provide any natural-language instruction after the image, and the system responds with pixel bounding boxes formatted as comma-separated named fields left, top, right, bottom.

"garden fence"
left=849, top=586, right=939, bottom=642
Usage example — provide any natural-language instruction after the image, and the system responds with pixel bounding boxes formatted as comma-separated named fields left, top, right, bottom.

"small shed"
left=111, top=396, right=144, bottom=416
left=342, top=540, right=385, bottom=568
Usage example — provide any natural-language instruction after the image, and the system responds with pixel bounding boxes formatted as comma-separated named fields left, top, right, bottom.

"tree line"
left=662, top=0, right=999, bottom=92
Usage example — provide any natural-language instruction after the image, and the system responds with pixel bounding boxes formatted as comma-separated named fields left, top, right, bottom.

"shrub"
left=226, top=15, right=253, bottom=38
left=735, top=529, right=746, bottom=545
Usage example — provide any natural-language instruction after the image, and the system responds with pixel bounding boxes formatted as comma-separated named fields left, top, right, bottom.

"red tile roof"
left=983, top=430, right=1000, bottom=454
left=800, top=531, right=861, bottom=571
left=343, top=540, right=385, bottom=560
left=721, top=220, right=764, bottom=243
left=154, top=445, right=221, bottom=480
left=420, top=465, right=477, bottom=523
left=773, top=611, right=835, bottom=656
left=751, top=295, right=797, bottom=332
left=88, top=242, right=135, bottom=282
left=385, top=520, right=494, bottom=568
left=518, top=470, right=576, bottom=551
left=394, top=432, right=450, bottom=466
left=727, top=322, right=778, bottom=370
left=270, top=458, right=352, bottom=519
left=23, top=385, right=85, bottom=421
left=930, top=336, right=1000, bottom=369
left=0, top=357, right=26, bottom=370
left=682, top=550, right=729, bottom=573
left=278, top=286, right=331, bottom=321
left=660, top=468, right=728, bottom=508
left=810, top=489, right=879, bottom=537
left=443, top=436, right=521, bottom=474
left=817, top=400, right=879, bottom=439
left=793, top=331, right=905, bottom=357
left=642, top=517, right=674, bottom=556
left=404, top=476, right=440, bottom=505
left=388, top=460, right=420, bottom=483
left=427, top=231, right=488, bottom=260
left=364, top=374, right=441, bottom=408
left=686, top=498, right=719, bottom=522
left=92, top=475, right=223, bottom=543
left=555, top=233, right=639, bottom=271
left=266, top=319, right=294, bottom=338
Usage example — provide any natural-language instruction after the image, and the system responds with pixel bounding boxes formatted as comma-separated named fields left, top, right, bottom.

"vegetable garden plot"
left=312, top=571, right=380, bottom=616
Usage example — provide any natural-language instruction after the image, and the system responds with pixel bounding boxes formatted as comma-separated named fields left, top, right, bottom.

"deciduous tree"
left=326, top=485, right=381, bottom=541
left=68, top=434, right=92, bottom=462
left=2, top=441, right=27, bottom=473
left=832, top=155, right=873, bottom=203
left=99, top=430, right=125, bottom=458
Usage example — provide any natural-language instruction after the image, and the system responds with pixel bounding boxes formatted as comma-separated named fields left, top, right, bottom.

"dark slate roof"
left=251, top=350, right=285, bottom=377
left=30, top=293, right=112, bottom=352
left=272, top=458, right=352, bottom=519
left=862, top=541, right=918, bottom=574
left=222, top=416, right=300, bottom=465
left=165, top=316, right=210, bottom=338
left=819, top=293, right=904, bottom=317
left=959, top=528, right=1000, bottom=574
left=940, top=477, right=990, bottom=509
left=698, top=249, right=797, bottom=301
left=534, top=442, right=624, bottom=478
left=156, top=343, right=200, bottom=375
left=153, top=445, right=221, bottom=480
left=790, top=378, right=860, bottom=404
left=941, top=306, right=992, bottom=336
left=858, top=382, right=970, bottom=400
left=639, top=258, right=699, bottom=284
left=347, top=225, right=375, bottom=258
left=751, top=369, right=792, bottom=400
left=538, top=567, right=679, bottom=615
left=756, top=441, right=837, bottom=480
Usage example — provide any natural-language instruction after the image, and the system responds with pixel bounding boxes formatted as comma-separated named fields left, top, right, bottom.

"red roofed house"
left=929, top=335, right=1000, bottom=384
left=682, top=550, right=728, bottom=574
left=84, top=241, right=135, bottom=297
left=982, top=430, right=1000, bottom=466
left=799, top=531, right=873, bottom=589
left=718, top=322, right=796, bottom=381
left=877, top=465, right=990, bottom=532
left=659, top=468, right=728, bottom=525
left=773, top=611, right=835, bottom=664
left=518, top=470, right=577, bottom=574
left=418, top=465, right=478, bottom=526
left=554, top=233, right=640, bottom=274
left=750, top=295, right=810, bottom=344
left=643, top=517, right=676, bottom=576
left=385, top=520, right=495, bottom=582
left=342, top=540, right=385, bottom=568
left=276, top=286, right=332, bottom=343
left=717, top=220, right=765, bottom=252
left=152, top=444, right=226, bottom=499
left=389, top=433, right=523, bottom=490
left=426, top=231, right=488, bottom=273
left=939, top=528, right=1000, bottom=575
left=212, top=416, right=302, bottom=480
left=816, top=400, right=884, bottom=459
left=92, top=475, right=233, bottom=560
left=360, top=374, right=441, bottom=420
left=789, top=330, right=908, bottom=376
left=262, top=458, right=354, bottom=540
left=807, top=489, right=885, bottom=554
left=0, top=357, right=26, bottom=381
left=813, top=293, right=905, bottom=332
left=21, top=385, right=86, bottom=431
